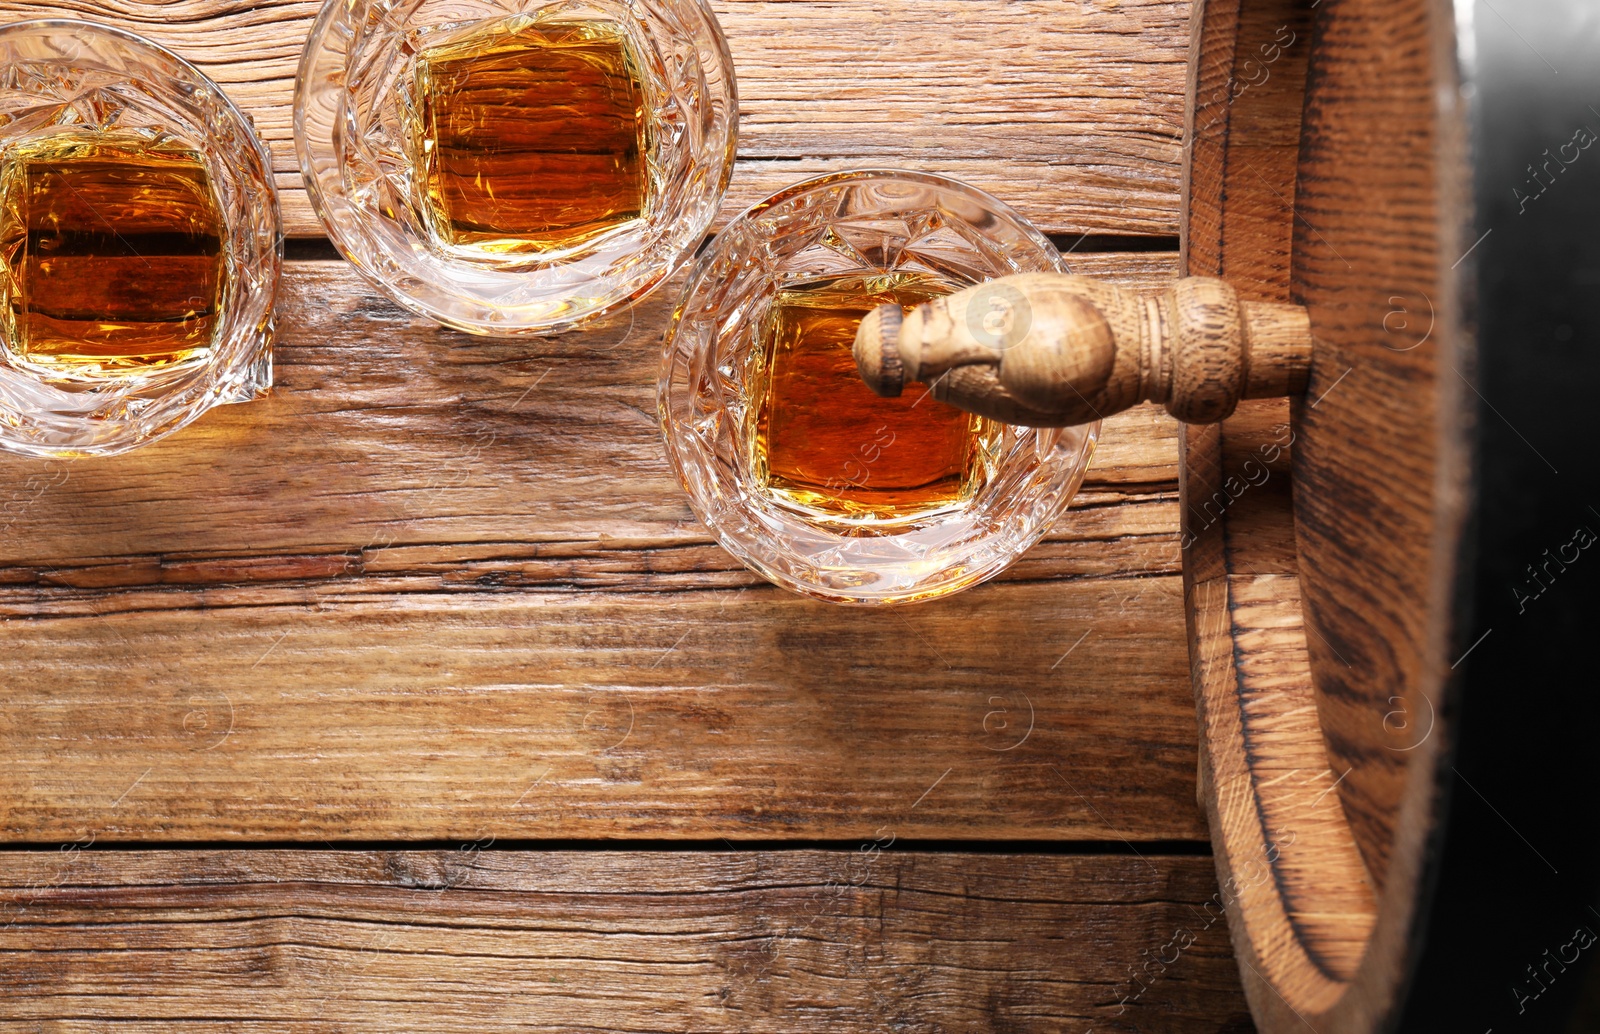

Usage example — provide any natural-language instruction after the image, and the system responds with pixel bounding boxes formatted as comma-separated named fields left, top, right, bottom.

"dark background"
left=1401, top=2, right=1600, bottom=1031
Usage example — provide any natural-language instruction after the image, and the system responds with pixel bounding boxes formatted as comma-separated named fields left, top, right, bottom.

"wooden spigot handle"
left=853, top=273, right=1312, bottom=426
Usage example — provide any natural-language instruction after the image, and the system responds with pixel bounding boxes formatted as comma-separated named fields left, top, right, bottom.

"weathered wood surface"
left=0, top=0, right=1246, bottom=1021
left=1289, top=0, right=1468, bottom=894
left=1185, top=400, right=1376, bottom=1011
left=1179, top=0, right=1378, bottom=1021
left=1180, top=0, right=1469, bottom=1029
left=0, top=253, right=1178, bottom=566
left=0, top=849, right=1251, bottom=1032
left=0, top=0, right=1189, bottom=239
left=1181, top=0, right=1386, bottom=1025
left=1269, top=0, right=1468, bottom=1028
left=0, top=254, right=1206, bottom=844
left=0, top=576, right=1199, bottom=842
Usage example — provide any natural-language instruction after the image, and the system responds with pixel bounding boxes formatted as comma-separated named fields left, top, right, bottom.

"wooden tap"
left=853, top=273, right=1312, bottom=426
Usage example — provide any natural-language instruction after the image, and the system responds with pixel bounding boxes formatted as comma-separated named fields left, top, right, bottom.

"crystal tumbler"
left=0, top=20, right=280, bottom=457
left=659, top=171, right=1099, bottom=605
left=295, top=0, right=737, bottom=335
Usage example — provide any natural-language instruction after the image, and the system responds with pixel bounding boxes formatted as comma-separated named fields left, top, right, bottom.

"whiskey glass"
left=659, top=171, right=1099, bottom=605
left=295, top=0, right=737, bottom=336
left=0, top=20, right=280, bottom=458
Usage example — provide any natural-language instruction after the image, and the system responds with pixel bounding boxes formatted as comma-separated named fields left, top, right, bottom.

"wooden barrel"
left=1183, top=0, right=1600, bottom=1029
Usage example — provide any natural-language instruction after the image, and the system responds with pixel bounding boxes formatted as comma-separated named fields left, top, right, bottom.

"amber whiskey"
left=753, top=273, right=994, bottom=519
left=404, top=15, right=648, bottom=257
left=0, top=130, right=225, bottom=375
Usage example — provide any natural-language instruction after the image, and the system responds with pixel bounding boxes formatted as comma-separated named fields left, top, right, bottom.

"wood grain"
left=1289, top=0, right=1468, bottom=892
left=1180, top=0, right=1471, bottom=1029
left=1270, top=0, right=1469, bottom=1027
left=853, top=271, right=1310, bottom=427
left=0, top=849, right=1251, bottom=1032
left=0, top=0, right=1189, bottom=238
left=0, top=253, right=1203, bottom=844
left=0, top=252, right=1180, bottom=566
left=0, top=576, right=1202, bottom=842
left=1184, top=402, right=1376, bottom=1016
left=0, top=0, right=1242, bottom=1021
left=1180, top=0, right=1357, bottom=1023
left=1180, top=0, right=1388, bottom=1025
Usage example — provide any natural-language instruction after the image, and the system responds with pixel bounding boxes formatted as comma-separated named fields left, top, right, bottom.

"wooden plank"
left=0, top=253, right=1200, bottom=843
left=0, top=577, right=1200, bottom=842
left=0, top=0, right=1189, bottom=238
left=0, top=849, right=1251, bottom=1031
left=0, top=252, right=1179, bottom=567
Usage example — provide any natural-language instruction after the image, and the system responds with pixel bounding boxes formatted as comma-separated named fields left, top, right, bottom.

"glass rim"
left=0, top=19, right=282, bottom=177
left=733, top=167, right=1057, bottom=233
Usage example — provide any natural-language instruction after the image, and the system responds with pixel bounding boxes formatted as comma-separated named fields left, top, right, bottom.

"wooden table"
left=0, top=0, right=1255, bottom=1028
